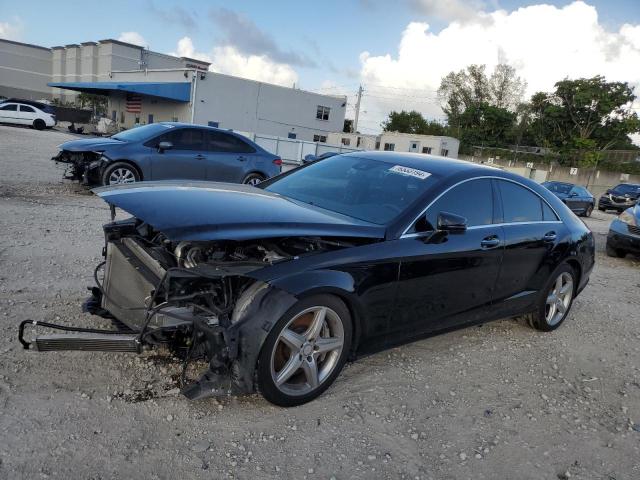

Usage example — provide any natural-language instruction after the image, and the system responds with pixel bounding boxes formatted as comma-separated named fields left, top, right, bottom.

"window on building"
left=375, top=141, right=380, bottom=150
left=120, top=111, right=125, bottom=124
left=422, top=147, right=432, bottom=154
left=341, top=138, right=350, bottom=146
left=20, top=105, right=35, bottom=113
left=171, top=116, right=179, bottom=122
left=440, top=148, right=449, bottom=157
left=411, top=142, right=418, bottom=149
left=111, top=110, right=117, bottom=122
left=148, top=114, right=154, bottom=124
left=357, top=137, right=362, bottom=147
left=383, top=143, right=395, bottom=151
left=288, top=132, right=297, bottom=139
left=313, top=134, right=327, bottom=143
left=208, top=121, right=219, bottom=128
left=0, top=104, right=18, bottom=111
left=206, top=131, right=255, bottom=153
left=316, top=105, right=330, bottom=121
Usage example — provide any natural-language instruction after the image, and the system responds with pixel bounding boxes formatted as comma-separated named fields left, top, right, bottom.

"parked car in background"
left=22, top=152, right=595, bottom=406
left=542, top=181, right=595, bottom=217
left=598, top=183, right=640, bottom=213
left=0, top=99, right=56, bottom=130
left=52, top=122, right=282, bottom=186
left=605, top=199, right=640, bottom=258
left=303, top=151, right=338, bottom=164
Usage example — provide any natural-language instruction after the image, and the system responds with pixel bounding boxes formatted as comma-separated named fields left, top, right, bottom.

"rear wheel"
left=101, top=162, right=140, bottom=186
left=257, top=294, right=352, bottom=407
left=242, top=173, right=265, bottom=186
left=584, top=205, right=593, bottom=217
left=33, top=119, right=45, bottom=130
left=528, top=264, right=576, bottom=332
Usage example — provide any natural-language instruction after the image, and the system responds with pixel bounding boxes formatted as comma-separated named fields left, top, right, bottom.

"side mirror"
left=158, top=141, right=173, bottom=152
left=437, top=211, right=467, bottom=233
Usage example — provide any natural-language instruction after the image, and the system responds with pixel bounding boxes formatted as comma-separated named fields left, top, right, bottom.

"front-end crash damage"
left=21, top=182, right=384, bottom=400
left=52, top=149, right=106, bottom=184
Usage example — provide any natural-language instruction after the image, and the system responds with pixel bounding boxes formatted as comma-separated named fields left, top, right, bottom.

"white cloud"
left=358, top=1, right=640, bottom=136
left=171, top=36, right=298, bottom=87
left=0, top=17, right=23, bottom=40
left=118, top=31, right=147, bottom=47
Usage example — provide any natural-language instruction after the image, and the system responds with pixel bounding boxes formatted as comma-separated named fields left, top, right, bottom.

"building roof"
left=0, top=38, right=51, bottom=52
left=47, top=81, right=191, bottom=102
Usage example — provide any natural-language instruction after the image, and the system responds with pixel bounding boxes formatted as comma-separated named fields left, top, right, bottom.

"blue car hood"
left=93, top=181, right=386, bottom=241
left=61, top=137, right=126, bottom=152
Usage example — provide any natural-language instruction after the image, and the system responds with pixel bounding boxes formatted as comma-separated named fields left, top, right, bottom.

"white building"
left=327, top=131, right=460, bottom=158
left=0, top=37, right=347, bottom=142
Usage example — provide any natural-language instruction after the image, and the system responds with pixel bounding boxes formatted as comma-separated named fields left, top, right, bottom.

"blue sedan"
left=542, top=181, right=595, bottom=217
left=52, top=122, right=282, bottom=186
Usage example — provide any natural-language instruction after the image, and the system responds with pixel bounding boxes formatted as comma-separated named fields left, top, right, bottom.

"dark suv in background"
left=53, top=122, right=282, bottom=186
left=598, top=183, right=640, bottom=213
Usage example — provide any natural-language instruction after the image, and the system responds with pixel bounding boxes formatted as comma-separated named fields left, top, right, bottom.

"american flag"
left=125, top=94, right=142, bottom=113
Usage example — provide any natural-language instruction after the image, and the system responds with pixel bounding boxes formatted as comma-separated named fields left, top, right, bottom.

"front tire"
left=257, top=294, right=352, bottom=407
left=33, top=119, right=45, bottom=130
left=583, top=205, right=593, bottom=217
left=528, top=263, right=576, bottom=332
left=606, top=242, right=626, bottom=258
left=101, top=162, right=140, bottom=186
left=242, top=173, right=265, bottom=186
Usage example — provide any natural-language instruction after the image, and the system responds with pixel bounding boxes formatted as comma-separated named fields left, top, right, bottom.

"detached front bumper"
left=607, top=219, right=640, bottom=254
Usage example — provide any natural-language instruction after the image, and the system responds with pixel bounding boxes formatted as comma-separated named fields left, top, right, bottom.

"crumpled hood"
left=60, top=137, right=126, bottom=152
left=93, top=181, right=386, bottom=241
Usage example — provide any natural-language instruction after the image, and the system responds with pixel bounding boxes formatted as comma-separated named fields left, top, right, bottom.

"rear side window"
left=542, top=202, right=558, bottom=221
left=0, top=104, right=17, bottom=111
left=20, top=105, right=35, bottom=113
left=424, top=179, right=493, bottom=228
left=206, top=131, right=255, bottom=153
left=497, top=180, right=545, bottom=223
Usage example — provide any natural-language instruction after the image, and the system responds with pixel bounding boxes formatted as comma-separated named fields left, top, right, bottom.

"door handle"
left=543, top=231, right=557, bottom=242
left=480, top=235, right=500, bottom=249
left=195, top=154, right=205, bottom=160
left=237, top=156, right=246, bottom=162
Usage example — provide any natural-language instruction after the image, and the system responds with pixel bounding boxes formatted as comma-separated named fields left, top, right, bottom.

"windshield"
left=263, top=155, right=437, bottom=224
left=112, top=123, right=175, bottom=142
left=612, top=184, right=640, bottom=195
left=543, top=182, right=572, bottom=194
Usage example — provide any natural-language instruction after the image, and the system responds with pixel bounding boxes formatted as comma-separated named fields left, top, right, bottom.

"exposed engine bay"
left=52, top=150, right=104, bottom=184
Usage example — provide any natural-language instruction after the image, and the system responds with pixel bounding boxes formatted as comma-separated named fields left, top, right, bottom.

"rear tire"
left=606, top=242, right=626, bottom=258
left=583, top=205, right=593, bottom=217
left=527, top=263, right=576, bottom=332
left=242, top=173, right=265, bottom=186
left=101, top=162, right=140, bottom=186
left=33, top=119, right=45, bottom=130
left=257, top=294, right=352, bottom=407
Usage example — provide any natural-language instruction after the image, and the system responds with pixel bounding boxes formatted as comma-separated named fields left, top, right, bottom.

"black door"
left=391, top=179, right=504, bottom=341
left=491, top=179, right=562, bottom=317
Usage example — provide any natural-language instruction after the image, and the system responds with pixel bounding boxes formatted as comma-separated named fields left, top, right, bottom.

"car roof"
left=339, top=150, right=499, bottom=177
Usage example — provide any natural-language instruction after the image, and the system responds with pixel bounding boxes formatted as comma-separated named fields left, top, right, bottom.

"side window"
left=542, top=201, right=558, bottom=221
left=0, top=104, right=18, bottom=111
left=422, top=179, right=494, bottom=230
left=169, top=129, right=204, bottom=151
left=497, top=180, right=543, bottom=223
left=207, top=131, right=255, bottom=153
left=20, top=105, right=36, bottom=113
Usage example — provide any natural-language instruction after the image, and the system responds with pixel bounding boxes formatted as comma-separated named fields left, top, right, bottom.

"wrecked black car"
left=21, top=152, right=594, bottom=406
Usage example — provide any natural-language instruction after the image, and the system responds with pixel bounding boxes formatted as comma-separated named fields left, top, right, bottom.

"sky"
left=1, top=0, right=640, bottom=135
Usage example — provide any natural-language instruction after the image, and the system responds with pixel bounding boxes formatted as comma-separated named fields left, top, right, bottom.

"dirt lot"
left=0, top=124, right=639, bottom=480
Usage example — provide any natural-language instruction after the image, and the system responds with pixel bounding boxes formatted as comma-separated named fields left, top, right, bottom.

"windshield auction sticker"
left=389, top=165, right=431, bottom=180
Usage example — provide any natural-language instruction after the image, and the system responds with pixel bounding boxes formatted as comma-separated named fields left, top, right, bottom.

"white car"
left=0, top=100, right=56, bottom=130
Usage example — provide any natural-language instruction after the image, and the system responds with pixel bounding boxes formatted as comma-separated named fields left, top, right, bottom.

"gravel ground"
left=1, top=124, right=639, bottom=480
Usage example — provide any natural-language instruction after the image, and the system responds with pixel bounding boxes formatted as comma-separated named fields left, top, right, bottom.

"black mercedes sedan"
left=20, top=152, right=595, bottom=407
left=598, top=183, right=640, bottom=213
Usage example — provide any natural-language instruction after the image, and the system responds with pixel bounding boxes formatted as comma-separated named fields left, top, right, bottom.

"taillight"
left=273, top=158, right=282, bottom=166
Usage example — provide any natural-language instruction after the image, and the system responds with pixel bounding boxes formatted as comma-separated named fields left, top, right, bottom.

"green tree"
left=527, top=76, right=640, bottom=165
left=76, top=93, right=108, bottom=116
left=381, top=110, right=447, bottom=136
